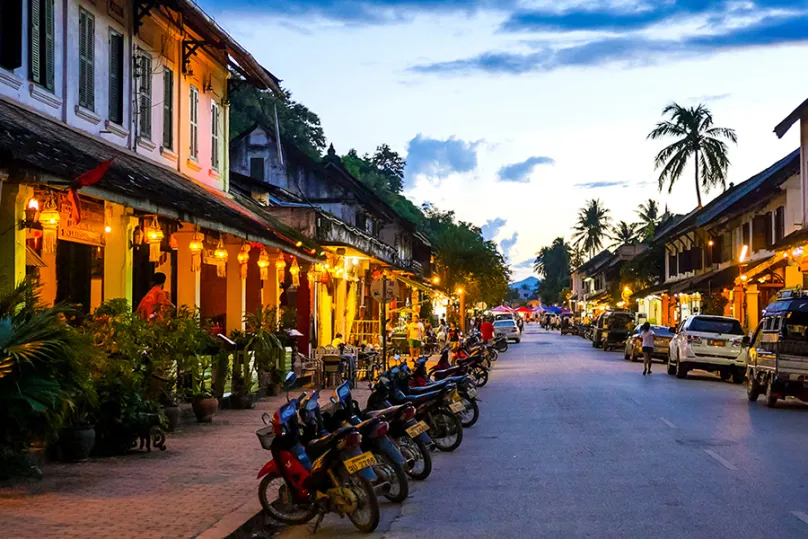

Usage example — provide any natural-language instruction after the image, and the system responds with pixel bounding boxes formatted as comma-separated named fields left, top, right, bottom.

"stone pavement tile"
left=0, top=389, right=374, bottom=539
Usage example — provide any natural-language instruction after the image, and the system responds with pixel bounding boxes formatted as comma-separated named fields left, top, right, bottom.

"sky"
left=199, top=0, right=808, bottom=281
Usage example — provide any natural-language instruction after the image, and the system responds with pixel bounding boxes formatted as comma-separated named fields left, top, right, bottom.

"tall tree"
left=636, top=199, right=660, bottom=241
left=609, top=221, right=639, bottom=248
left=647, top=103, right=737, bottom=209
left=572, top=199, right=611, bottom=258
left=228, top=85, right=326, bottom=160
left=569, top=244, right=585, bottom=270
left=370, top=144, right=406, bottom=193
left=533, top=238, right=572, bottom=305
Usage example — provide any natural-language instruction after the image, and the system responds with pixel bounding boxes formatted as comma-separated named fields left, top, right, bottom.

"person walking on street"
left=407, top=315, right=425, bottom=360
left=640, top=322, right=655, bottom=375
left=481, top=317, right=494, bottom=344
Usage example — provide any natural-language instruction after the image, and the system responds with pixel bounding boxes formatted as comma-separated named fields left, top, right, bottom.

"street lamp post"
left=456, top=287, right=465, bottom=333
left=739, top=244, right=749, bottom=328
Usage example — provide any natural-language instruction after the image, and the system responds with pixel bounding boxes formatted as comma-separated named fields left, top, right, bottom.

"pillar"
left=318, top=282, right=333, bottom=347
left=0, top=184, right=30, bottom=292
left=746, top=284, right=760, bottom=331
left=174, top=225, right=201, bottom=310
left=459, top=292, right=466, bottom=332
left=262, top=249, right=280, bottom=315
left=103, top=203, right=135, bottom=304
left=660, top=294, right=669, bottom=326
left=335, top=276, right=347, bottom=339
left=225, top=242, right=245, bottom=333
left=412, top=288, right=419, bottom=318
left=296, top=267, right=311, bottom=354
left=733, top=285, right=744, bottom=327
left=785, top=264, right=802, bottom=289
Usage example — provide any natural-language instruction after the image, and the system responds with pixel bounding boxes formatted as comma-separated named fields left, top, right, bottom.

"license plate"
left=449, top=401, right=465, bottom=413
left=406, top=421, right=429, bottom=437
left=708, top=340, right=725, bottom=347
left=343, top=451, right=376, bottom=474
left=467, top=386, right=477, bottom=398
left=452, top=392, right=462, bottom=403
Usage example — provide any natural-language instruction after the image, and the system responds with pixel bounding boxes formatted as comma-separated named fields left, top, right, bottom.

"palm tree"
left=569, top=244, right=585, bottom=269
left=636, top=199, right=659, bottom=228
left=648, top=103, right=737, bottom=208
left=609, top=221, right=639, bottom=248
left=572, top=199, right=611, bottom=258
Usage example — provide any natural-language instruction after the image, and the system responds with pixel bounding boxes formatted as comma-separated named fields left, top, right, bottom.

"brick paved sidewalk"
left=0, top=386, right=371, bottom=539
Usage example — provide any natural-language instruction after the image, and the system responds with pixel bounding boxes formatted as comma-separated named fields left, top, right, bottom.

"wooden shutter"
left=721, top=232, right=731, bottom=262
left=250, top=157, right=264, bottom=180
left=752, top=215, right=767, bottom=252
left=711, top=236, right=722, bottom=265
left=693, top=247, right=703, bottom=271
left=139, top=55, right=152, bottom=140
left=30, top=0, right=41, bottom=83
left=669, top=253, right=677, bottom=277
left=78, top=10, right=94, bottom=110
left=0, top=0, right=24, bottom=70
left=162, top=69, right=173, bottom=149
left=775, top=206, right=785, bottom=243
left=742, top=222, right=751, bottom=248
left=189, top=86, right=198, bottom=158
left=764, top=212, right=773, bottom=248
left=44, top=0, right=54, bottom=90
left=211, top=102, right=219, bottom=169
left=108, top=32, right=123, bottom=124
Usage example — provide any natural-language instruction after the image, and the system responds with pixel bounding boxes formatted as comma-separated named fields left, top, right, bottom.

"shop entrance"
left=56, top=240, right=104, bottom=313
left=132, top=245, right=178, bottom=312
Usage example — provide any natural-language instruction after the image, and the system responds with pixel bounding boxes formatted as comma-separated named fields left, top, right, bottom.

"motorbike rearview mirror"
left=261, top=412, right=271, bottom=425
left=285, top=371, right=297, bottom=401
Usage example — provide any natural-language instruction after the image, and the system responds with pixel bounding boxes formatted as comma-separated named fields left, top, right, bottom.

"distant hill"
left=510, top=276, right=539, bottom=291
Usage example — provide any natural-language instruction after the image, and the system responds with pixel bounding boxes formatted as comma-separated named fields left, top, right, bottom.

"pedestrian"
left=640, top=321, right=655, bottom=375
left=136, top=272, right=174, bottom=322
left=407, top=314, right=424, bottom=359
left=481, top=317, right=494, bottom=344
left=448, top=321, right=460, bottom=350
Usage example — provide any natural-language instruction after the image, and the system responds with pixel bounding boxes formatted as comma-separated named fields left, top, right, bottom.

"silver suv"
left=667, top=315, right=748, bottom=383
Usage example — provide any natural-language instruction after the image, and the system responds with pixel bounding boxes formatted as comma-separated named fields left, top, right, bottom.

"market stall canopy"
left=489, top=305, right=514, bottom=313
left=543, top=306, right=563, bottom=314
left=514, top=306, right=533, bottom=313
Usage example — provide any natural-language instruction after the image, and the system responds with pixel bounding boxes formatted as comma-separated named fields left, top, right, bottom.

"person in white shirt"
left=639, top=322, right=655, bottom=376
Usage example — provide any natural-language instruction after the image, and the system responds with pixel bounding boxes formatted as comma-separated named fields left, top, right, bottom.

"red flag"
left=69, top=158, right=113, bottom=224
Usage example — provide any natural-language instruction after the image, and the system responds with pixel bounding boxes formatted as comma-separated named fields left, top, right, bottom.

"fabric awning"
left=25, top=246, right=47, bottom=268
left=395, top=274, right=433, bottom=294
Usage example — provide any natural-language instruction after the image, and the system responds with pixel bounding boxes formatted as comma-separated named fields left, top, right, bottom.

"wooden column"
left=225, top=242, right=245, bottom=333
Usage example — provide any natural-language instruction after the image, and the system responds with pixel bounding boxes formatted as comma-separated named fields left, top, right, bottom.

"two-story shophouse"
left=635, top=149, right=801, bottom=330
left=230, top=124, right=433, bottom=347
left=570, top=245, right=647, bottom=317
left=0, top=0, right=321, bottom=340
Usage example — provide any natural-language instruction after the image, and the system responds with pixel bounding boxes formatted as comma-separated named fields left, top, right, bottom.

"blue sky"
left=202, top=0, right=808, bottom=280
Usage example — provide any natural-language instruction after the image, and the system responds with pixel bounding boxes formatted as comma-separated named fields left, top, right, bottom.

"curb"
left=195, top=498, right=274, bottom=539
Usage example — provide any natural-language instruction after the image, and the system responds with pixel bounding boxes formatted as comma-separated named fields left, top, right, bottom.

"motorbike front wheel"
left=340, top=469, right=381, bottom=532
left=258, top=473, right=318, bottom=525
left=495, top=341, right=508, bottom=353
left=397, top=435, right=432, bottom=480
left=458, top=396, right=479, bottom=428
left=472, top=367, right=489, bottom=387
left=489, top=349, right=499, bottom=362
left=428, top=408, right=463, bottom=452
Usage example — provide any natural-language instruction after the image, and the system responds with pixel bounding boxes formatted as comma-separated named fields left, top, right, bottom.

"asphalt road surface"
left=273, top=325, right=808, bottom=538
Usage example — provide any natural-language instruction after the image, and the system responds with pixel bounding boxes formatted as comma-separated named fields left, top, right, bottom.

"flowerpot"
left=192, top=397, right=219, bottom=423
left=59, top=425, right=96, bottom=462
left=163, top=404, right=181, bottom=432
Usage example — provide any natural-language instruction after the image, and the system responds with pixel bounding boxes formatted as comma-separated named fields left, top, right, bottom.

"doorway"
left=56, top=240, right=103, bottom=313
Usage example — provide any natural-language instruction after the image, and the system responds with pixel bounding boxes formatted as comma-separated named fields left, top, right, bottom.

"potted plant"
left=189, top=355, right=218, bottom=423
left=243, top=307, right=285, bottom=398
left=59, top=383, right=98, bottom=462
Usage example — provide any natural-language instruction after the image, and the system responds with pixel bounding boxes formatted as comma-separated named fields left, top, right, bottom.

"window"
left=211, top=101, right=220, bottom=170
left=775, top=206, right=785, bottom=243
left=77, top=9, right=94, bottom=110
left=29, top=0, right=55, bottom=90
left=189, top=86, right=199, bottom=159
left=250, top=157, right=264, bottom=181
left=669, top=253, right=677, bottom=277
left=711, top=235, right=722, bottom=265
left=688, top=316, right=744, bottom=335
left=721, top=232, right=731, bottom=262
left=162, top=69, right=173, bottom=149
left=108, top=31, right=123, bottom=124
left=752, top=214, right=768, bottom=251
left=693, top=247, right=703, bottom=271
left=137, top=54, right=152, bottom=140
left=0, top=0, right=23, bottom=71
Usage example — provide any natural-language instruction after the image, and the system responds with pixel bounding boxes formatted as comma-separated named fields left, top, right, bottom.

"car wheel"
left=630, top=348, right=638, bottom=363
left=666, top=357, right=676, bottom=376
left=515, top=338, right=521, bottom=343
left=732, top=370, right=745, bottom=385
left=747, top=376, right=761, bottom=401
left=675, top=356, right=688, bottom=379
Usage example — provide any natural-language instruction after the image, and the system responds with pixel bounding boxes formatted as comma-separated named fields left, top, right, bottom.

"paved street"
left=275, top=324, right=808, bottom=538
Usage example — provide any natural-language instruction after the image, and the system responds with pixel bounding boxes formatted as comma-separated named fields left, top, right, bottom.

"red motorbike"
left=255, top=373, right=380, bottom=533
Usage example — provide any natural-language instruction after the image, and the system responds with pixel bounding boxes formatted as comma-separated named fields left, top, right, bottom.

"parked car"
left=667, top=315, right=747, bottom=382
left=494, top=319, right=521, bottom=343
left=746, top=294, right=808, bottom=407
left=592, top=311, right=634, bottom=351
left=624, top=325, right=674, bottom=362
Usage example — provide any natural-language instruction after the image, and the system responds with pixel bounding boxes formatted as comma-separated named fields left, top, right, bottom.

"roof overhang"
left=774, top=97, right=808, bottom=139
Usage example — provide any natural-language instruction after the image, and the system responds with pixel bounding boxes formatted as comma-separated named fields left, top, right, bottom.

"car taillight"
left=729, top=337, right=742, bottom=347
left=511, top=328, right=517, bottom=333
left=371, top=421, right=389, bottom=439
left=340, top=431, right=362, bottom=449
left=686, top=335, right=702, bottom=344
left=400, top=406, right=415, bottom=422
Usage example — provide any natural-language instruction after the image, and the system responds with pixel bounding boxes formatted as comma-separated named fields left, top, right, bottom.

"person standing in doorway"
left=640, top=322, right=655, bottom=375
left=407, top=314, right=425, bottom=360
left=136, top=272, right=174, bottom=322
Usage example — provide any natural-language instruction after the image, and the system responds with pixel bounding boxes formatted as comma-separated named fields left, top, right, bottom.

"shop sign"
left=800, top=258, right=808, bottom=273
left=56, top=193, right=105, bottom=247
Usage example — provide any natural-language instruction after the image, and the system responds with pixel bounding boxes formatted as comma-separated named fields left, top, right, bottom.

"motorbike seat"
left=396, top=390, right=443, bottom=405
left=407, top=380, right=455, bottom=394
left=306, top=425, right=355, bottom=455
left=430, top=367, right=461, bottom=378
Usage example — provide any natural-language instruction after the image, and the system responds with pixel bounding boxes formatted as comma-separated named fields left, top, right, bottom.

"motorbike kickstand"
left=308, top=511, right=325, bottom=534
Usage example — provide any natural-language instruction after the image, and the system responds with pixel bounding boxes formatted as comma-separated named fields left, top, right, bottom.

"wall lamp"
left=20, top=198, right=42, bottom=230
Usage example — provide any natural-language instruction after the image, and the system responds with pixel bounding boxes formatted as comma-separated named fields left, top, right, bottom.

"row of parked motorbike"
left=254, top=333, right=499, bottom=533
